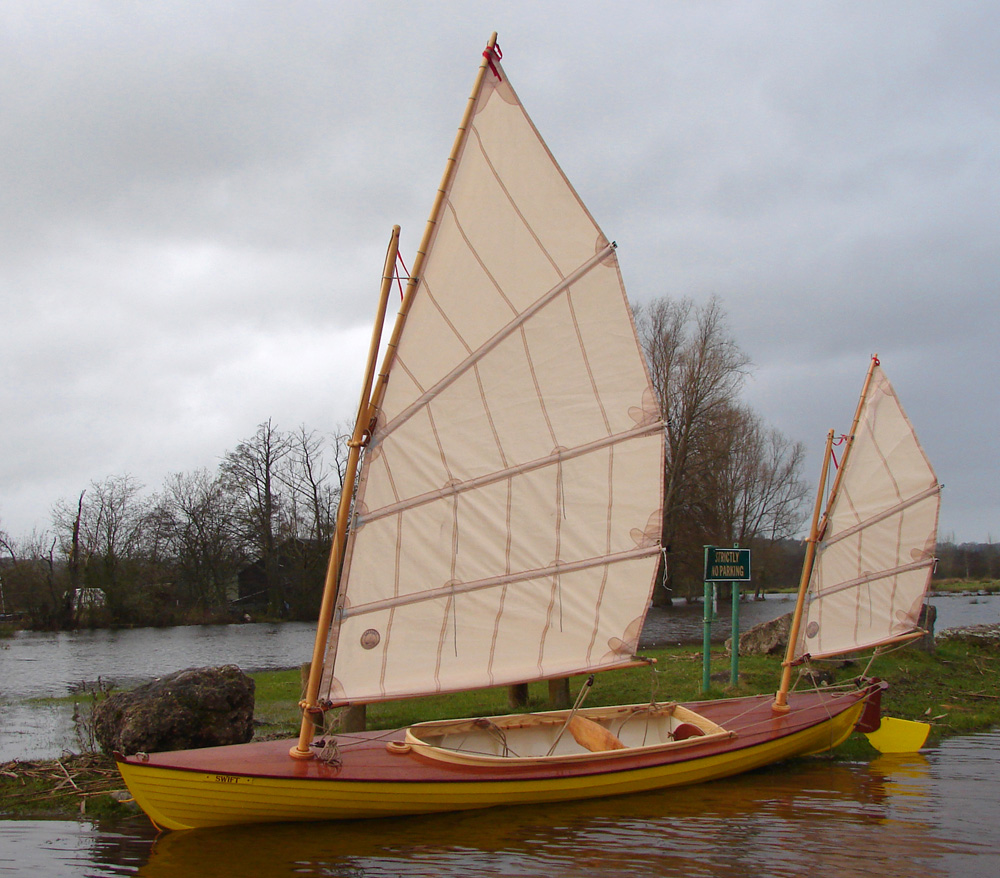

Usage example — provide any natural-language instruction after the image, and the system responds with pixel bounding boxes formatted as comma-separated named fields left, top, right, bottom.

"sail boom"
left=340, top=544, right=662, bottom=619
left=802, top=630, right=926, bottom=662
left=356, top=420, right=663, bottom=528
left=321, top=657, right=656, bottom=709
left=373, top=242, right=618, bottom=447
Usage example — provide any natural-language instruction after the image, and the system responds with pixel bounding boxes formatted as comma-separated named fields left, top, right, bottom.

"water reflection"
left=1, top=732, right=997, bottom=876
left=0, top=818, right=157, bottom=878
left=128, top=733, right=998, bottom=878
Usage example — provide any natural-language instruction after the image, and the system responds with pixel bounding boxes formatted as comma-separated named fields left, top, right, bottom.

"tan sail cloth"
left=319, top=60, right=663, bottom=705
left=793, top=366, right=940, bottom=660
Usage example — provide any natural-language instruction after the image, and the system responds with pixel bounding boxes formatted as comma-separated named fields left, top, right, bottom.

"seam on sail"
left=377, top=510, right=404, bottom=694
left=340, top=546, right=661, bottom=619
left=808, top=557, right=935, bottom=600
left=355, top=421, right=663, bottom=527
left=392, top=355, right=427, bottom=402
left=521, top=323, right=559, bottom=449
left=486, top=478, right=514, bottom=686
left=867, top=394, right=905, bottom=512
left=474, top=361, right=509, bottom=468
left=537, top=456, right=566, bottom=672
left=371, top=243, right=617, bottom=447
left=564, top=287, right=612, bottom=434
left=418, top=271, right=476, bottom=359
left=822, top=484, right=942, bottom=548
left=434, top=594, right=453, bottom=692
left=468, top=123, right=564, bottom=279
left=440, top=196, right=520, bottom=316
left=586, top=446, right=615, bottom=663
left=425, top=398, right=454, bottom=484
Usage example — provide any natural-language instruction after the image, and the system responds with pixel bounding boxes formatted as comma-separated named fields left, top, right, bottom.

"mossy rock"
left=93, top=665, right=255, bottom=755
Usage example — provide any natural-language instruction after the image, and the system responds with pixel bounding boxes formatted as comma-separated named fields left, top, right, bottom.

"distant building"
left=71, top=588, right=106, bottom=612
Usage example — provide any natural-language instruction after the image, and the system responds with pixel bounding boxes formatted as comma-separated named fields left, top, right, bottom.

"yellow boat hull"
left=116, top=690, right=867, bottom=831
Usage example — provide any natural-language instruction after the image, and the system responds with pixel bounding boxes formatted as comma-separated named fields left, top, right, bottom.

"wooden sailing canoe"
left=116, top=686, right=873, bottom=831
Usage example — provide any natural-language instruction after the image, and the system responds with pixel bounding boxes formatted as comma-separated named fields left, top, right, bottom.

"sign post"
left=702, top=546, right=752, bottom=691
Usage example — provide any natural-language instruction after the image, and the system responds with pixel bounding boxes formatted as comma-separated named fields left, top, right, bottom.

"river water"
left=1, top=731, right=998, bottom=876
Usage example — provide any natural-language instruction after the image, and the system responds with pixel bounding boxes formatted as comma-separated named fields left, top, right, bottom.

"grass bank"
left=4, top=634, right=997, bottom=820
left=253, top=638, right=1000, bottom=748
left=931, top=578, right=1000, bottom=594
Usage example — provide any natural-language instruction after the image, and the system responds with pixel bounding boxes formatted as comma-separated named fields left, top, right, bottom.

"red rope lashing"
left=483, top=42, right=502, bottom=80
left=395, top=252, right=411, bottom=300
left=830, top=434, right=849, bottom=469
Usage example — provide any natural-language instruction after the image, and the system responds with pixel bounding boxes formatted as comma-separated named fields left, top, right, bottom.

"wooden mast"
left=772, top=355, right=880, bottom=712
left=772, top=428, right=833, bottom=712
left=291, top=34, right=500, bottom=757
left=290, top=225, right=400, bottom=758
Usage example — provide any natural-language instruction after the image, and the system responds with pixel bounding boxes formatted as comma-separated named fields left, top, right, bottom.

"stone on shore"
left=726, top=612, right=792, bottom=656
left=93, top=665, right=255, bottom=755
left=727, top=602, right=939, bottom=656
left=937, top=623, right=1000, bottom=647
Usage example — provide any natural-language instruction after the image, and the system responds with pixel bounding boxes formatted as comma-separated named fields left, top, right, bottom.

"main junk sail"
left=793, top=364, right=941, bottom=661
left=319, top=51, right=664, bottom=705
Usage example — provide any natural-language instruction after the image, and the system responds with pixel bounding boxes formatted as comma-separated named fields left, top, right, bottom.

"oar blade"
left=864, top=716, right=931, bottom=753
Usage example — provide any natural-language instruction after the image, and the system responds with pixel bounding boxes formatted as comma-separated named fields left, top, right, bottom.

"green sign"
left=704, top=547, right=751, bottom=582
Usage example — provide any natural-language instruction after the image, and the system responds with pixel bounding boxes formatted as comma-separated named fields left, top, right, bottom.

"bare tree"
left=279, top=425, right=341, bottom=544
left=160, top=469, right=243, bottom=610
left=52, top=474, right=149, bottom=623
left=702, top=405, right=808, bottom=544
left=635, top=297, right=751, bottom=601
left=697, top=404, right=809, bottom=595
left=0, top=529, right=65, bottom=626
left=220, top=419, right=293, bottom=614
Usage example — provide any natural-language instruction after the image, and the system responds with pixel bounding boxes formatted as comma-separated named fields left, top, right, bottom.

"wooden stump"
left=341, top=704, right=367, bottom=732
left=548, top=678, right=571, bottom=709
left=508, top=683, right=529, bottom=709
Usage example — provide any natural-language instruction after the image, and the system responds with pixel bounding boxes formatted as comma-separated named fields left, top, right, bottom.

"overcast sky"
left=2, top=1, right=997, bottom=545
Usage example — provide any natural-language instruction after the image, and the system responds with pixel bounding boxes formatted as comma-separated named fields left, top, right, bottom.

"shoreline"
left=3, top=626, right=1000, bottom=823
left=2, top=582, right=996, bottom=638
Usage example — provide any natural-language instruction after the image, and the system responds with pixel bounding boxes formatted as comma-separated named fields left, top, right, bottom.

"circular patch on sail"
left=805, top=621, right=820, bottom=639
left=360, top=629, right=381, bottom=650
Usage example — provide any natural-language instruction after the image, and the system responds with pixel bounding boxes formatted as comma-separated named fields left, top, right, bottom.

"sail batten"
left=803, top=557, right=936, bottom=603
left=318, top=52, right=664, bottom=705
left=819, top=483, right=942, bottom=548
left=339, top=544, right=663, bottom=619
left=356, top=420, right=663, bottom=528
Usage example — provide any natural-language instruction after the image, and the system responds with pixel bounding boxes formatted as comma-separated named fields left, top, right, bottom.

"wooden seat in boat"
left=567, top=715, right=626, bottom=752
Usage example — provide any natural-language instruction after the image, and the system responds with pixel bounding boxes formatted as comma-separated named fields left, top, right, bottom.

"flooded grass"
left=248, top=638, right=1000, bottom=750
